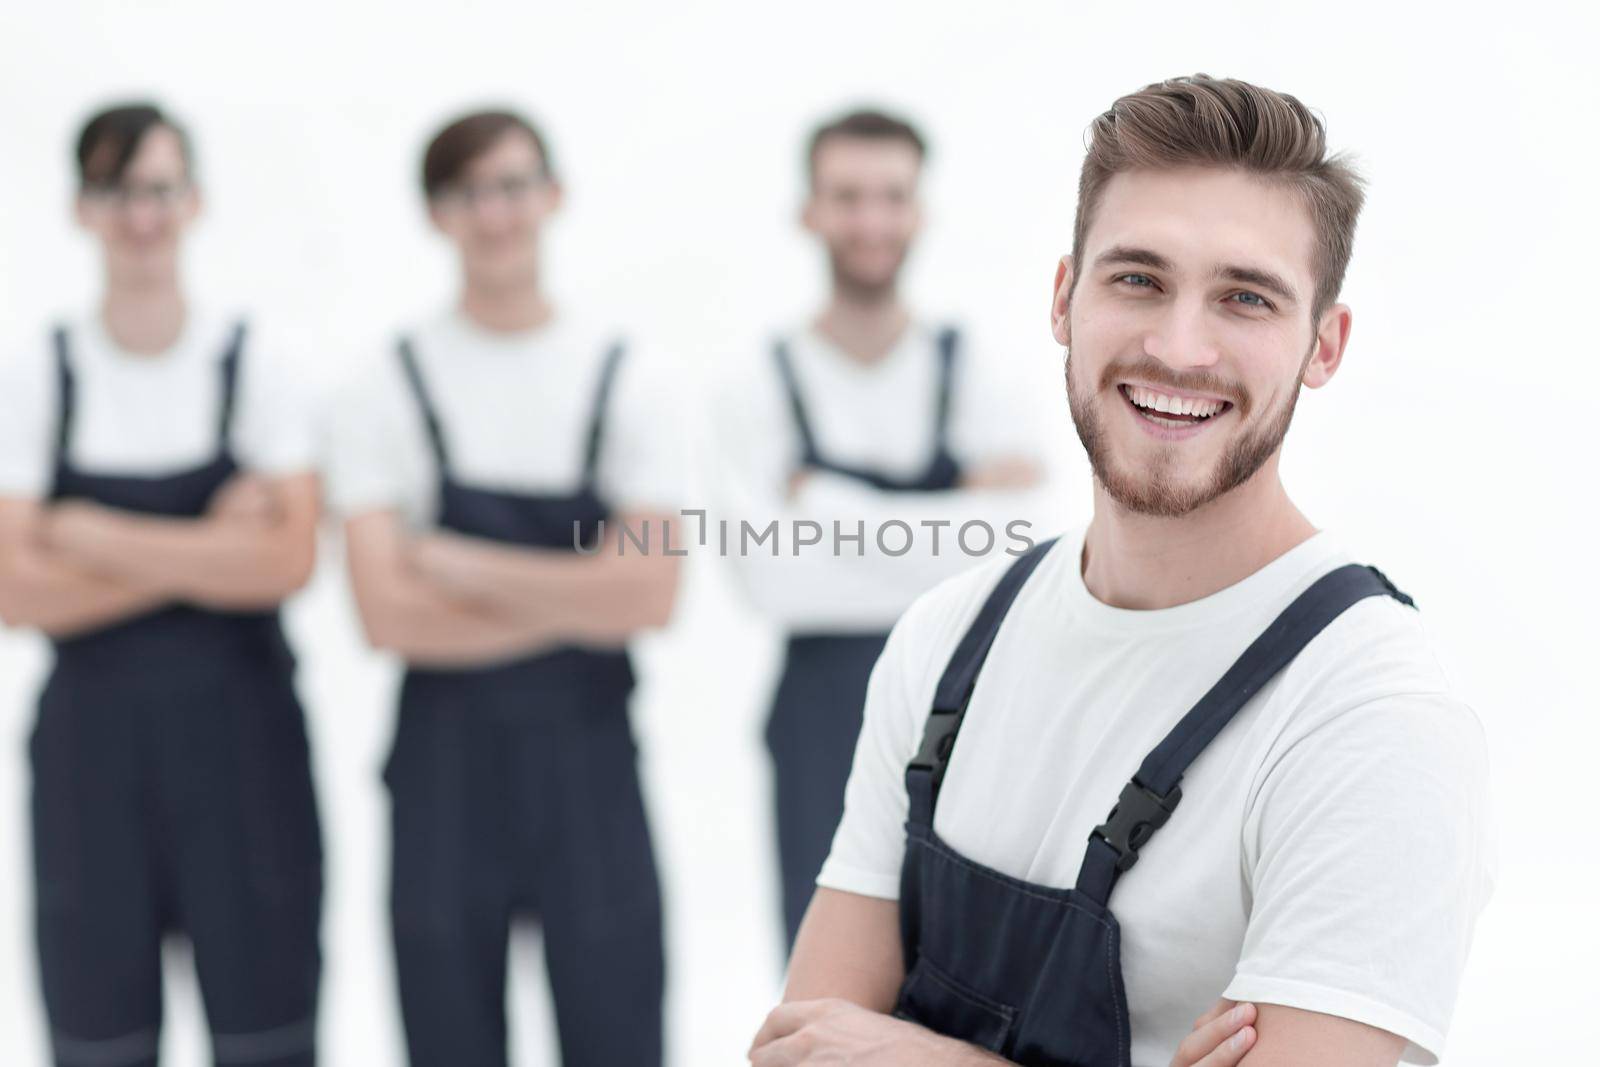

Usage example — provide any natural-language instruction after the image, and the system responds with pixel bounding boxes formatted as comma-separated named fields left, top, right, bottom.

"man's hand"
left=748, top=998, right=1004, bottom=1066
left=207, top=473, right=282, bottom=525
left=42, top=499, right=119, bottom=559
left=785, top=466, right=815, bottom=501
left=1172, top=999, right=1258, bottom=1067
left=957, top=456, right=1042, bottom=491
left=747, top=996, right=1259, bottom=1067
left=405, top=530, right=484, bottom=600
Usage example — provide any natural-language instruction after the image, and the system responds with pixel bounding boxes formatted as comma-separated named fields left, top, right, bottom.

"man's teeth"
left=1126, top=385, right=1227, bottom=418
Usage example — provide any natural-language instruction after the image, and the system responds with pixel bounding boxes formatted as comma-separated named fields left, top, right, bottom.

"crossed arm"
left=750, top=887, right=1408, bottom=1067
left=342, top=508, right=681, bottom=668
left=0, top=471, right=319, bottom=637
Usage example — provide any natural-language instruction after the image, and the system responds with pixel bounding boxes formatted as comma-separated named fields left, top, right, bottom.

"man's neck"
left=1080, top=462, right=1318, bottom=610
left=100, top=278, right=186, bottom=356
left=813, top=288, right=909, bottom=365
left=459, top=275, right=552, bottom=334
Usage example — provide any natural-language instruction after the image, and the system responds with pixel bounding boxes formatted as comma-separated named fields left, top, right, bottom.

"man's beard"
left=828, top=244, right=908, bottom=304
left=1065, top=348, right=1302, bottom=518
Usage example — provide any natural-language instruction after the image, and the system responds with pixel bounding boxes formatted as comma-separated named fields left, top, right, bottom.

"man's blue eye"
left=1232, top=291, right=1268, bottom=307
left=1119, top=274, right=1154, bottom=287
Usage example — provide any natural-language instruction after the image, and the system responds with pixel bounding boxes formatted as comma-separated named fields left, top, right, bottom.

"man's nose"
left=122, top=200, right=165, bottom=238
left=1143, top=297, right=1221, bottom=371
left=470, top=194, right=518, bottom=232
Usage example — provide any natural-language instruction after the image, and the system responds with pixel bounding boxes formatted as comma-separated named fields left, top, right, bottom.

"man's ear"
left=1303, top=302, right=1353, bottom=389
left=799, top=193, right=819, bottom=236
left=1051, top=255, right=1074, bottom=346
left=538, top=179, right=564, bottom=217
left=426, top=200, right=449, bottom=237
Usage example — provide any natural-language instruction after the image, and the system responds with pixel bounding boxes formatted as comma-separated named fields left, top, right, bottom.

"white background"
left=2, top=2, right=1596, bottom=1064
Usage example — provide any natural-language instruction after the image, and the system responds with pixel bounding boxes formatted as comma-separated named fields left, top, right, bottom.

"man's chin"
left=837, top=274, right=898, bottom=294
left=1097, top=464, right=1225, bottom=519
left=466, top=255, right=537, bottom=289
left=833, top=259, right=905, bottom=297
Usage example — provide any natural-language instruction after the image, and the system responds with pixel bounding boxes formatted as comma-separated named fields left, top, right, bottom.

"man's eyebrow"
left=1216, top=264, right=1299, bottom=306
left=1091, top=245, right=1174, bottom=273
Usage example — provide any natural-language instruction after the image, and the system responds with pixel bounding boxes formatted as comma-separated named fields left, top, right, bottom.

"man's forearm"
left=411, top=521, right=680, bottom=642
left=50, top=503, right=312, bottom=609
left=353, top=560, right=561, bottom=667
left=0, top=543, right=169, bottom=636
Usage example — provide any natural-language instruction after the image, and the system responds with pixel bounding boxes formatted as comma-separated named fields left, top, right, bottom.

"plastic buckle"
left=1365, top=565, right=1415, bottom=608
left=910, top=710, right=962, bottom=778
left=1091, top=779, right=1183, bottom=873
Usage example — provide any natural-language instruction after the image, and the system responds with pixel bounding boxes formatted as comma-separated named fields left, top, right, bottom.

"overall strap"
left=931, top=325, right=959, bottom=451
left=215, top=321, right=248, bottom=451
left=906, top=536, right=1061, bottom=827
left=51, top=326, right=75, bottom=466
left=1074, top=562, right=1418, bottom=906
left=396, top=337, right=453, bottom=475
left=772, top=338, right=821, bottom=464
left=580, top=339, right=628, bottom=485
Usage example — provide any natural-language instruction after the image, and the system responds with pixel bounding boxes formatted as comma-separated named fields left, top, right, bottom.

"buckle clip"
left=910, top=710, right=961, bottom=774
left=1091, top=779, right=1183, bottom=873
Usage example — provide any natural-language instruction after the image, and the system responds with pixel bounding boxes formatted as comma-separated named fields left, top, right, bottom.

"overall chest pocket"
left=893, top=953, right=1017, bottom=1054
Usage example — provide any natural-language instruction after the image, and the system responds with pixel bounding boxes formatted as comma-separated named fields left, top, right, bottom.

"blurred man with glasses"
left=0, top=102, right=325, bottom=1067
left=325, top=109, right=686, bottom=1067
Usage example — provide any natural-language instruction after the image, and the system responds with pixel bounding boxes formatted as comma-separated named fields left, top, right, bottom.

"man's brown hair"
left=806, top=108, right=927, bottom=186
left=76, top=102, right=192, bottom=189
left=1073, top=74, right=1366, bottom=318
left=421, top=109, right=554, bottom=198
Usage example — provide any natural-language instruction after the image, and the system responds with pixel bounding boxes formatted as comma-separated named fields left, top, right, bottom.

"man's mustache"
left=1095, top=355, right=1247, bottom=410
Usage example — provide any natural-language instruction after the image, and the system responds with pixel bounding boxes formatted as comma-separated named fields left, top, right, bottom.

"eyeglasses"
left=431, top=171, right=549, bottom=212
left=81, top=180, right=192, bottom=211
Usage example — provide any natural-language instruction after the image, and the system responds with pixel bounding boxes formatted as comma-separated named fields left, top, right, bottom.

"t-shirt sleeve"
left=1222, top=691, right=1496, bottom=1064
left=813, top=608, right=926, bottom=900
left=0, top=336, right=55, bottom=500
left=232, top=328, right=321, bottom=477
left=595, top=338, right=693, bottom=515
left=320, top=349, right=434, bottom=524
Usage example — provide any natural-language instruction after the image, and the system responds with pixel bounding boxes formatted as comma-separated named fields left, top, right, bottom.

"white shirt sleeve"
left=0, top=335, right=54, bottom=500
left=320, top=348, right=435, bottom=524
left=595, top=339, right=693, bottom=515
left=231, top=327, right=321, bottom=477
left=815, top=560, right=1006, bottom=899
left=1223, top=692, right=1496, bottom=1064
left=712, top=337, right=1067, bottom=634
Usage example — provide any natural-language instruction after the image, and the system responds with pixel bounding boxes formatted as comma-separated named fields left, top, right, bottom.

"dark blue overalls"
left=765, top=327, right=963, bottom=952
left=892, top=536, right=1416, bottom=1065
left=385, top=337, right=664, bottom=1067
left=30, top=324, right=323, bottom=1067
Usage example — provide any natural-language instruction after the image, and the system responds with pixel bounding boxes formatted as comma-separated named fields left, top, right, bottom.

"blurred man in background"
left=752, top=74, right=1493, bottom=1067
left=0, top=103, right=324, bottom=1067
left=325, top=109, right=687, bottom=1067
left=714, top=108, right=1061, bottom=956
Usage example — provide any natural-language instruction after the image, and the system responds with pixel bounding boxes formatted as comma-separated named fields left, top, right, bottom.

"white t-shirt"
left=0, top=309, right=317, bottom=497
left=712, top=321, right=1069, bottom=634
left=323, top=310, right=689, bottom=525
left=818, top=526, right=1495, bottom=1065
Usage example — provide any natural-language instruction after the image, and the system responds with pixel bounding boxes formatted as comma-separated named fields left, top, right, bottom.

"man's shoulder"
left=0, top=322, right=56, bottom=386
left=1262, top=581, right=1487, bottom=768
left=1288, top=581, right=1460, bottom=705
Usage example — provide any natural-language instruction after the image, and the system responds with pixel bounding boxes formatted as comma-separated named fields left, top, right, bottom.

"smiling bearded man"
left=748, top=74, right=1495, bottom=1067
